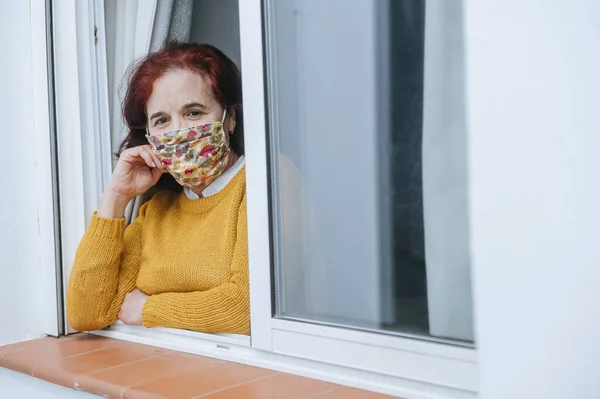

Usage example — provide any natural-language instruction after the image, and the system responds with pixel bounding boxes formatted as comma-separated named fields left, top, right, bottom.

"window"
left=50, top=0, right=477, bottom=396
left=265, top=0, right=473, bottom=344
left=242, top=0, right=476, bottom=394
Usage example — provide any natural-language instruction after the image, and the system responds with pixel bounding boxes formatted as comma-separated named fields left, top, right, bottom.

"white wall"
left=0, top=0, right=57, bottom=344
left=467, top=1, right=600, bottom=398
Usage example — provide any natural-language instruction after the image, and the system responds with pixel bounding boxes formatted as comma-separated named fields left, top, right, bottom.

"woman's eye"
left=187, top=110, right=203, bottom=118
left=155, top=118, right=169, bottom=126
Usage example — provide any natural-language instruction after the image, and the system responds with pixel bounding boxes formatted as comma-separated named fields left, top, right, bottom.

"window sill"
left=0, top=334, right=395, bottom=399
left=107, top=320, right=251, bottom=347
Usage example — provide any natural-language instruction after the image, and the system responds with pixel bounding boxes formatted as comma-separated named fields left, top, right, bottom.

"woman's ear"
left=228, top=109, right=237, bottom=134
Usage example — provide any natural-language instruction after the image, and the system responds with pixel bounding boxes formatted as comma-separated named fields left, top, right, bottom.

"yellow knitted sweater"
left=66, top=168, right=249, bottom=335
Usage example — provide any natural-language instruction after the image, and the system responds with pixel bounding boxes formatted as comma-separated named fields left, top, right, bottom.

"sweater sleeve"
left=66, top=202, right=149, bottom=331
left=141, top=197, right=250, bottom=335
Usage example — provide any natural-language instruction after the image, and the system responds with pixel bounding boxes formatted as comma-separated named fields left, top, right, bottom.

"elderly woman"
left=67, top=42, right=249, bottom=335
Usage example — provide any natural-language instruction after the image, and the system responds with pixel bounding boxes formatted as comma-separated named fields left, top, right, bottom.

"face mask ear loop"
left=220, top=107, right=233, bottom=149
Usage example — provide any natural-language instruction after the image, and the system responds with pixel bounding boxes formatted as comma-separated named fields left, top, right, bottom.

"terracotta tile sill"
left=0, top=334, right=397, bottom=399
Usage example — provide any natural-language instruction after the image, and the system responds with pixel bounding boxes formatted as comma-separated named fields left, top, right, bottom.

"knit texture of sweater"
left=67, top=168, right=249, bottom=335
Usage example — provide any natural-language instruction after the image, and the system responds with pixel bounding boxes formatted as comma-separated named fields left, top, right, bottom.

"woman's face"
left=145, top=69, right=236, bottom=137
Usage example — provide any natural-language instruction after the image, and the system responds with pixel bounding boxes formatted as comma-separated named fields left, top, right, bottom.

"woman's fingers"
left=140, top=147, right=158, bottom=168
left=121, top=146, right=149, bottom=165
left=120, top=145, right=166, bottom=170
left=147, top=148, right=164, bottom=169
left=151, top=165, right=164, bottom=181
left=139, top=145, right=166, bottom=170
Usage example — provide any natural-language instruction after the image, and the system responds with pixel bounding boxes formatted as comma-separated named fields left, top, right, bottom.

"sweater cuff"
left=86, top=211, right=126, bottom=239
left=141, top=295, right=167, bottom=328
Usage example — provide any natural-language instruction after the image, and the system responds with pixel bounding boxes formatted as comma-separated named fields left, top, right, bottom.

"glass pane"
left=265, top=0, right=473, bottom=344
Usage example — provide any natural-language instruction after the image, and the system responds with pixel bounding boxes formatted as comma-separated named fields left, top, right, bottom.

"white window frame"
left=52, top=0, right=253, bottom=348
left=242, top=0, right=477, bottom=397
left=33, top=0, right=61, bottom=337
left=51, top=0, right=478, bottom=397
left=53, top=0, right=113, bottom=334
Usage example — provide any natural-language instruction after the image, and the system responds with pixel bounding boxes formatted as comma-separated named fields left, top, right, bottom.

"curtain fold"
left=150, top=0, right=194, bottom=51
left=106, top=0, right=157, bottom=168
left=104, top=0, right=194, bottom=223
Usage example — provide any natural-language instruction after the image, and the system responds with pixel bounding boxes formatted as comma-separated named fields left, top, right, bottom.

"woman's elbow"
left=67, top=314, right=101, bottom=332
left=66, top=303, right=110, bottom=331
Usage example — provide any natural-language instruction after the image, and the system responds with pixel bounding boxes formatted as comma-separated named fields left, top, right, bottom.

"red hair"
left=119, top=42, right=244, bottom=158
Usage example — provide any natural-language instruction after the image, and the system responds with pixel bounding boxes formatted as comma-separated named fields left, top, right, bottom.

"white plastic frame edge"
left=240, top=0, right=275, bottom=352
left=52, top=0, right=87, bottom=334
left=52, top=0, right=112, bottom=334
left=270, top=319, right=476, bottom=393
left=31, top=0, right=60, bottom=337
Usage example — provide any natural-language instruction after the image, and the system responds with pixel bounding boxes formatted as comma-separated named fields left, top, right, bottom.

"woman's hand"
left=109, top=145, right=165, bottom=200
left=118, top=289, right=150, bottom=326
left=98, top=145, right=165, bottom=218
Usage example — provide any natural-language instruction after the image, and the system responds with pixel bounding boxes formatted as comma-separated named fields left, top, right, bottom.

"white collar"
left=184, top=155, right=245, bottom=200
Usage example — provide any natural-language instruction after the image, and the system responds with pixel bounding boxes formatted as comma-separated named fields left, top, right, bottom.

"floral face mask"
left=146, top=109, right=231, bottom=189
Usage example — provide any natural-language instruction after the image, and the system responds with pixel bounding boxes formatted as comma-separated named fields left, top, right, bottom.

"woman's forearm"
left=66, top=214, right=128, bottom=330
left=97, top=190, right=131, bottom=219
left=67, top=202, right=147, bottom=331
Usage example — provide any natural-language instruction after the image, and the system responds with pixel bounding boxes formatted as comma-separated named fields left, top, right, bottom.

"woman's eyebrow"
left=149, top=111, right=168, bottom=121
left=149, top=103, right=207, bottom=121
left=181, top=102, right=208, bottom=111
